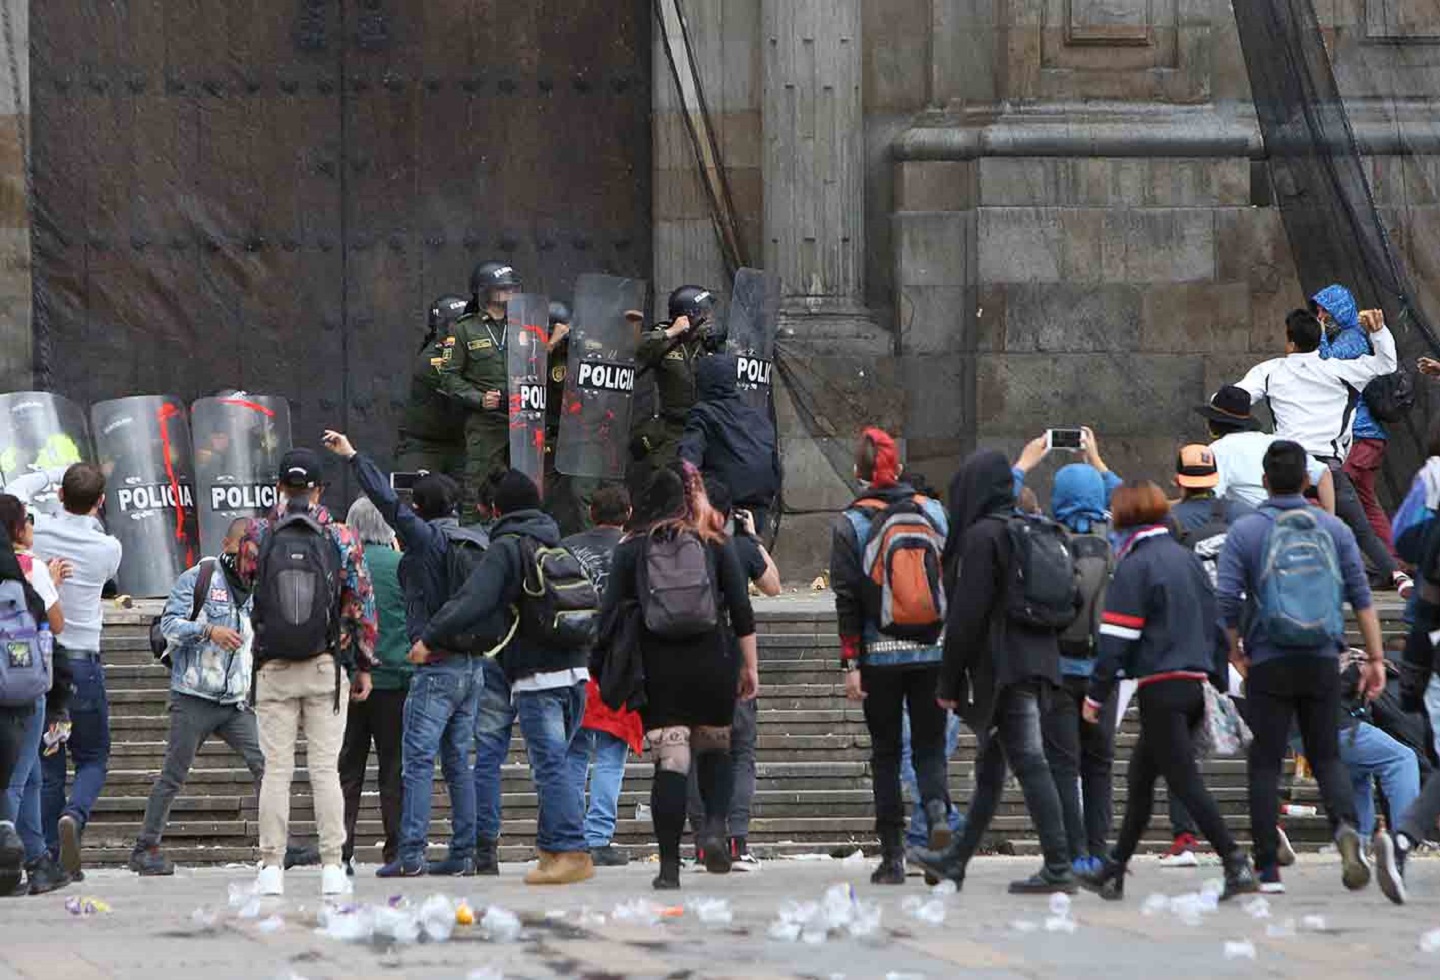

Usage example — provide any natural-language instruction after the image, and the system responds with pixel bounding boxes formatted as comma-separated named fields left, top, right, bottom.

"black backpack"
left=1057, top=531, right=1111, bottom=657
left=1363, top=368, right=1417, bottom=424
left=639, top=531, right=719, bottom=639
left=516, top=538, right=601, bottom=649
left=252, top=512, right=341, bottom=662
left=149, top=559, right=217, bottom=664
left=1000, top=513, right=1078, bottom=631
left=1176, top=497, right=1233, bottom=588
left=434, top=522, right=491, bottom=652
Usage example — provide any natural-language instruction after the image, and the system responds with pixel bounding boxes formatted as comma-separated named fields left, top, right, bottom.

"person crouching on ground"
left=1078, top=481, right=1258, bottom=901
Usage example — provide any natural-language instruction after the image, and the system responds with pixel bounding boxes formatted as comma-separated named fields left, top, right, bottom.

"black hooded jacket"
left=421, top=509, right=585, bottom=682
left=677, top=354, right=781, bottom=507
left=939, top=450, right=1061, bottom=730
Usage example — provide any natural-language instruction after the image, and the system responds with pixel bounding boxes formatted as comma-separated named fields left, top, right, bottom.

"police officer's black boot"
left=475, top=836, right=500, bottom=877
left=871, top=828, right=907, bottom=885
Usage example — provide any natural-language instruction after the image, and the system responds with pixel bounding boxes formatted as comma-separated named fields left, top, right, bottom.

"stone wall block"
left=1139, top=282, right=1251, bottom=353
left=980, top=158, right=1072, bottom=207
left=979, top=207, right=1063, bottom=283
left=1103, top=208, right=1216, bottom=283
left=896, top=211, right=968, bottom=287
left=1004, top=283, right=1143, bottom=352
left=897, top=160, right=976, bottom=211
left=898, top=284, right=972, bottom=354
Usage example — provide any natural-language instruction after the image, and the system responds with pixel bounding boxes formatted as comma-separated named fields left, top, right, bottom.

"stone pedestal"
left=0, top=0, right=28, bottom=391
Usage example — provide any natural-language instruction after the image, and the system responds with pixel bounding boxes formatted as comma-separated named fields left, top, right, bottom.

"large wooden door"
left=30, top=0, right=652, bottom=490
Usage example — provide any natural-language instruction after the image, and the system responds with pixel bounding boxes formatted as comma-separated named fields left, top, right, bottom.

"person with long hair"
left=597, top=463, right=759, bottom=890
left=1079, top=481, right=1257, bottom=901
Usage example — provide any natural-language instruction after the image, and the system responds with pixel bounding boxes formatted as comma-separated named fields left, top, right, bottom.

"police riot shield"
left=725, top=268, right=781, bottom=413
left=507, top=293, right=551, bottom=493
left=191, top=395, right=292, bottom=558
left=0, top=392, right=93, bottom=517
left=555, top=274, right=645, bottom=480
left=91, top=396, right=200, bottom=597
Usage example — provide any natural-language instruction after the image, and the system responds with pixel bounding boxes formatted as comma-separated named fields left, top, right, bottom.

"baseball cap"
left=278, top=448, right=324, bottom=489
left=1175, top=444, right=1220, bottom=489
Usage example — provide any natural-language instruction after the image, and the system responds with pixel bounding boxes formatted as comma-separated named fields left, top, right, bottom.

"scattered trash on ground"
left=466, top=969, right=505, bottom=980
left=930, top=879, right=957, bottom=897
left=1300, top=914, right=1326, bottom=933
left=256, top=915, right=285, bottom=935
left=190, top=907, right=219, bottom=930
left=839, top=849, right=868, bottom=867
left=1043, top=892, right=1076, bottom=933
left=901, top=895, right=946, bottom=926
left=1223, top=940, right=1257, bottom=961
left=1266, top=919, right=1298, bottom=939
left=1419, top=928, right=1440, bottom=953
left=768, top=884, right=882, bottom=943
left=1009, top=919, right=1039, bottom=933
left=64, top=896, right=111, bottom=917
left=611, top=899, right=663, bottom=926
left=687, top=897, right=734, bottom=926
left=1242, top=896, right=1270, bottom=920
left=481, top=905, right=523, bottom=943
left=455, top=901, right=475, bottom=926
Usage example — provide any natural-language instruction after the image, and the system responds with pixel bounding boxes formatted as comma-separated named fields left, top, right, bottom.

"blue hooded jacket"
left=1314, top=283, right=1386, bottom=442
left=1050, top=463, right=1114, bottom=534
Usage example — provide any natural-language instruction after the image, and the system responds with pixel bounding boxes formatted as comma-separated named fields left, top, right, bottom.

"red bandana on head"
left=864, top=427, right=900, bottom=489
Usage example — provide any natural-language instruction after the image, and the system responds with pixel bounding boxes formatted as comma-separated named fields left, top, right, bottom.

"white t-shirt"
left=18, top=550, right=59, bottom=611
left=1211, top=432, right=1330, bottom=509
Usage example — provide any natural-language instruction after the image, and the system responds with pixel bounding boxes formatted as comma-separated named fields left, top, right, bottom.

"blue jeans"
left=514, top=683, right=587, bottom=853
left=1340, top=720, right=1420, bottom=839
left=473, top=657, right=516, bottom=843
left=399, top=656, right=483, bottom=864
left=902, top=705, right=963, bottom=848
left=3, top=696, right=45, bottom=861
left=565, top=727, right=630, bottom=849
left=42, top=654, right=109, bottom=853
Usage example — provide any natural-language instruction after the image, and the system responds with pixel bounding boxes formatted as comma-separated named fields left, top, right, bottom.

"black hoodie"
left=422, top=509, right=585, bottom=682
left=677, top=354, right=781, bottom=507
left=939, top=450, right=1061, bottom=730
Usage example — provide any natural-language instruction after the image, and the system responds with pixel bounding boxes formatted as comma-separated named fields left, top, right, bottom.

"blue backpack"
left=0, top=578, right=50, bottom=707
left=1256, top=507, right=1344, bottom=648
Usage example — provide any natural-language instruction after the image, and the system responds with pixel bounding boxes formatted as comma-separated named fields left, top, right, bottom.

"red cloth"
left=580, top=679, right=644, bottom=754
left=1343, top=437, right=1398, bottom=558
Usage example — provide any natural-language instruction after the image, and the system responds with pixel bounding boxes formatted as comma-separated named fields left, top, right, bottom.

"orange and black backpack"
left=843, top=494, right=949, bottom=643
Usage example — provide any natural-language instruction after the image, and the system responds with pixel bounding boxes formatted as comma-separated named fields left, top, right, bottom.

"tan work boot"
left=525, top=850, right=595, bottom=885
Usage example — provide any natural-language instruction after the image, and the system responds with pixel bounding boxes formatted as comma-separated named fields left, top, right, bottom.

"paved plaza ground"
left=3, top=855, right=1440, bottom=979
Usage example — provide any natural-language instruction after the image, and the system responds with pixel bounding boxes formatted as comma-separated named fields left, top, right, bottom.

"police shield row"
left=399, top=262, right=781, bottom=534
left=0, top=392, right=292, bottom=598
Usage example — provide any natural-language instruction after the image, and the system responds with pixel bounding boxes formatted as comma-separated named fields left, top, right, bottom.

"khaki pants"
left=256, top=656, right=348, bottom=867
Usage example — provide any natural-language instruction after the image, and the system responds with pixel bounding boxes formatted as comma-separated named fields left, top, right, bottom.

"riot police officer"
left=442, top=262, right=519, bottom=524
left=396, top=294, right=469, bottom=482
left=544, top=300, right=585, bottom=535
left=632, top=285, right=719, bottom=482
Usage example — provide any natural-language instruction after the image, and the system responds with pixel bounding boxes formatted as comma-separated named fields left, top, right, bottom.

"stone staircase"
left=76, top=596, right=1408, bottom=866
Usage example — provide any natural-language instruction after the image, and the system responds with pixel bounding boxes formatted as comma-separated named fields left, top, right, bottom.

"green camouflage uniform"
left=631, top=323, right=706, bottom=485
left=441, top=310, right=510, bottom=523
left=395, top=333, right=466, bottom=482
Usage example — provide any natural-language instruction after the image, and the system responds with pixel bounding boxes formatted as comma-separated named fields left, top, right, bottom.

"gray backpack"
left=1058, top=527, right=1112, bottom=658
left=639, top=532, right=719, bottom=639
left=0, top=578, right=50, bottom=707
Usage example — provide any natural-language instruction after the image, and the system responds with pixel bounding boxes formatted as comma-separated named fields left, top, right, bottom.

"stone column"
left=0, top=0, right=28, bottom=390
left=762, top=0, right=871, bottom=329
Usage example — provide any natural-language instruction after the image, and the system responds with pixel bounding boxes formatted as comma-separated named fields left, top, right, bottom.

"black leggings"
left=1113, top=679, right=1236, bottom=865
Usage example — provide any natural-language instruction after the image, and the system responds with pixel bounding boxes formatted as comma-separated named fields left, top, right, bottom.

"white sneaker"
left=1276, top=826, right=1297, bottom=868
left=321, top=864, right=353, bottom=897
left=256, top=864, right=284, bottom=897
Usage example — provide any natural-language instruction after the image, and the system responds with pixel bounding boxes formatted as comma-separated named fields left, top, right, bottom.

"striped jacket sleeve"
left=1087, top=556, right=1147, bottom=707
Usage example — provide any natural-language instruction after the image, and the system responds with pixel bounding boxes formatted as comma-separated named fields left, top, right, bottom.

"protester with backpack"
left=1077, top=481, right=1258, bottom=902
left=1036, top=462, right=1116, bottom=877
left=240, top=448, right=377, bottom=898
left=831, top=428, right=952, bottom=884
left=127, top=517, right=262, bottom=877
left=1217, top=440, right=1383, bottom=896
left=323, top=430, right=493, bottom=877
left=413, top=470, right=601, bottom=886
left=0, top=520, right=55, bottom=897
left=594, top=464, right=759, bottom=890
left=909, top=449, right=1075, bottom=894
left=0, top=495, right=70, bottom=895
left=562, top=486, right=643, bottom=868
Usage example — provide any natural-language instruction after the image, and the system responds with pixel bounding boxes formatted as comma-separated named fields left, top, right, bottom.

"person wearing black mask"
left=910, top=449, right=1075, bottom=894
left=128, top=518, right=264, bottom=876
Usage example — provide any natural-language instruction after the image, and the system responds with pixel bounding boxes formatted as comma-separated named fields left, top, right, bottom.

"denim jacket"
left=159, top=561, right=254, bottom=706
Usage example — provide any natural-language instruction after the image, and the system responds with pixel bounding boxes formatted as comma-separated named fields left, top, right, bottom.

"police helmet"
left=667, top=285, right=715, bottom=325
left=548, top=301, right=572, bottom=327
left=470, top=260, right=522, bottom=297
left=428, top=294, right=470, bottom=332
